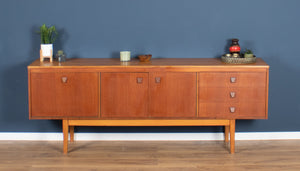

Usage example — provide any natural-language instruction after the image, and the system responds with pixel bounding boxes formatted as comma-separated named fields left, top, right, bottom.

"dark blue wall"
left=1, top=0, right=299, bottom=133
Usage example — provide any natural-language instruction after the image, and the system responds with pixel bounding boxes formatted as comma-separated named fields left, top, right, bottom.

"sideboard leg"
left=229, top=119, right=235, bottom=154
left=224, top=125, right=229, bottom=143
left=63, top=120, right=69, bottom=154
left=70, top=126, right=74, bottom=142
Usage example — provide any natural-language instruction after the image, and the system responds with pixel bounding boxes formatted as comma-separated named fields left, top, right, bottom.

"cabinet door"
left=101, top=73, right=148, bottom=118
left=30, top=72, right=99, bottom=119
left=149, top=72, right=197, bottom=118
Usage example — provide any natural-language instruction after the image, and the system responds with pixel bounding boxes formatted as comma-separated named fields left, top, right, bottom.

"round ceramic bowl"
left=138, top=54, right=152, bottom=62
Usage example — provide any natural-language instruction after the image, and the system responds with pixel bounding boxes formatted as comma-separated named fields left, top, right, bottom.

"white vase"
left=120, top=51, right=131, bottom=61
left=41, top=44, right=53, bottom=57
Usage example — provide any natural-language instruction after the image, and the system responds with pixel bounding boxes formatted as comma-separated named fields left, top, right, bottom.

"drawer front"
left=30, top=71, right=99, bottom=119
left=199, top=103, right=239, bottom=119
left=199, top=87, right=266, bottom=103
left=199, top=72, right=266, bottom=88
left=199, top=102, right=266, bottom=119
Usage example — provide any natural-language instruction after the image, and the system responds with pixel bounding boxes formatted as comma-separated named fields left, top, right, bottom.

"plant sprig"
left=37, top=24, right=58, bottom=44
left=244, top=48, right=253, bottom=54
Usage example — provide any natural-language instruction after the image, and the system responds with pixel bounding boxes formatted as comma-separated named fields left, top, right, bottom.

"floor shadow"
left=68, top=142, right=95, bottom=153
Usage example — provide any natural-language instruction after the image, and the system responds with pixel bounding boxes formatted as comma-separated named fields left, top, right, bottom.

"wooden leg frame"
left=62, top=119, right=236, bottom=154
left=40, top=49, right=53, bottom=62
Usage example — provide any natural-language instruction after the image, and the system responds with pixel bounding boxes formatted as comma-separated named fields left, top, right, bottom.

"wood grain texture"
left=199, top=103, right=239, bottom=119
left=199, top=72, right=267, bottom=88
left=230, top=119, right=235, bottom=154
left=30, top=72, right=99, bottom=119
left=0, top=140, right=300, bottom=171
left=63, top=120, right=69, bottom=154
left=27, top=58, right=269, bottom=155
left=224, top=126, right=229, bottom=143
left=199, top=87, right=265, bottom=103
left=27, top=69, right=32, bottom=117
left=149, top=72, right=197, bottom=118
left=70, top=126, right=74, bottom=142
left=198, top=72, right=267, bottom=119
left=266, top=69, right=270, bottom=119
left=68, top=119, right=230, bottom=126
left=28, top=58, right=269, bottom=68
left=199, top=103, right=266, bottom=119
left=65, top=120, right=233, bottom=154
left=28, top=58, right=269, bottom=73
left=101, top=73, right=149, bottom=118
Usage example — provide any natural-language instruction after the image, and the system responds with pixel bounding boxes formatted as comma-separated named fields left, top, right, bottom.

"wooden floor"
left=0, top=140, right=300, bottom=171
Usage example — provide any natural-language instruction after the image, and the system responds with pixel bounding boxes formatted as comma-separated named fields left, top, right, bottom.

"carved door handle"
left=61, top=77, right=68, bottom=83
left=230, top=92, right=236, bottom=98
left=230, top=77, right=236, bottom=83
left=155, top=77, right=161, bottom=83
left=137, top=77, right=143, bottom=84
left=230, top=107, right=236, bottom=113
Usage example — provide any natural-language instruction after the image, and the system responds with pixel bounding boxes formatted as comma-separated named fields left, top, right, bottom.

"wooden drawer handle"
left=230, top=92, right=236, bottom=98
left=230, top=107, right=236, bottom=113
left=230, top=77, right=236, bottom=83
left=137, top=77, right=143, bottom=84
left=155, top=77, right=161, bottom=83
left=61, top=77, right=68, bottom=83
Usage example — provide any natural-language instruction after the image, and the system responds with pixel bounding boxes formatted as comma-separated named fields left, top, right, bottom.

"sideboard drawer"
left=29, top=71, right=99, bottom=119
left=199, top=72, right=266, bottom=88
left=199, top=87, right=265, bottom=103
left=199, top=103, right=239, bottom=119
left=199, top=102, right=266, bottom=119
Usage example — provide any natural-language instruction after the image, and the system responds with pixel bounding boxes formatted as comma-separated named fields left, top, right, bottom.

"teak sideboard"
left=27, top=58, right=269, bottom=154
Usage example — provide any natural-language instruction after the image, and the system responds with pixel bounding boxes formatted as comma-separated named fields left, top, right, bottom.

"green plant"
left=244, top=48, right=253, bottom=54
left=38, top=24, right=58, bottom=44
left=57, top=50, right=64, bottom=55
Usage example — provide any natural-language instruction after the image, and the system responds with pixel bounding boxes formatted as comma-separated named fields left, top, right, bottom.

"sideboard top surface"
left=28, top=58, right=269, bottom=69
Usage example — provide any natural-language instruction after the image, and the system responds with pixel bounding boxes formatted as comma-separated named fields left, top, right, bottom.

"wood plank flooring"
left=0, top=140, right=299, bottom=171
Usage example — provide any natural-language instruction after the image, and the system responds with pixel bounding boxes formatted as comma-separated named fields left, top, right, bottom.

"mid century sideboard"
left=27, top=58, right=269, bottom=154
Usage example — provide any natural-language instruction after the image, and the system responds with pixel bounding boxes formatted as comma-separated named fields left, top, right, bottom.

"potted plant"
left=244, top=48, right=254, bottom=58
left=56, top=50, right=66, bottom=62
left=38, top=24, right=58, bottom=62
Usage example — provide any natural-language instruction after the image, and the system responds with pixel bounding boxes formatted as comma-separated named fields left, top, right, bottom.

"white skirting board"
left=0, top=132, right=300, bottom=141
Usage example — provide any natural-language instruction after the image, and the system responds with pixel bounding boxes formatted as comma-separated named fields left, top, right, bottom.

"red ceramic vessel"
left=229, top=39, right=241, bottom=53
left=229, top=46, right=241, bottom=52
